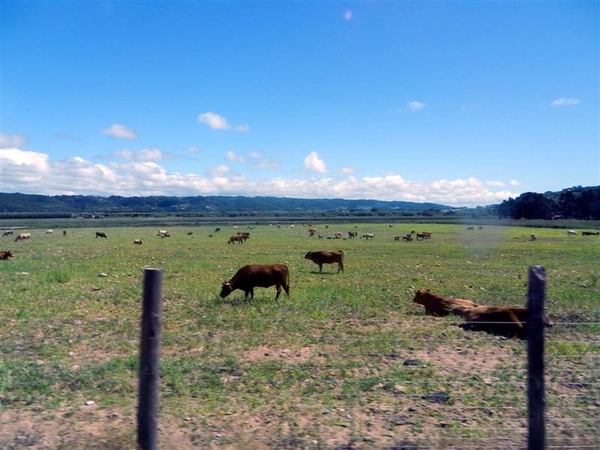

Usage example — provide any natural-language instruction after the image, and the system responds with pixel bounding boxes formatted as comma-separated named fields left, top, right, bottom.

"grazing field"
left=1, top=222, right=599, bottom=449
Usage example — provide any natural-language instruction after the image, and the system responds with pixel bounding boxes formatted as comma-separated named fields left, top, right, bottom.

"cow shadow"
left=458, top=322, right=527, bottom=340
left=307, top=270, right=341, bottom=275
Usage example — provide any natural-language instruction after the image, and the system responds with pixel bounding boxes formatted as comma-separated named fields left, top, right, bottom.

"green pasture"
left=1, top=222, right=599, bottom=448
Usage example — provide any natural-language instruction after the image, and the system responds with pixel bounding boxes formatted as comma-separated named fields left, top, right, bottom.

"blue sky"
left=1, top=1, right=598, bottom=207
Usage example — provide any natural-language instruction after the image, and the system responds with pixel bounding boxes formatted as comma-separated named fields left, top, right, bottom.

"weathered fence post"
left=527, top=265, right=546, bottom=450
left=137, top=268, right=163, bottom=450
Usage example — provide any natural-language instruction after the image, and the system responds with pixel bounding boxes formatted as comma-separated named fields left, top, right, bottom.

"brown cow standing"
left=304, top=250, right=344, bottom=273
left=461, top=306, right=553, bottom=339
left=220, top=264, right=290, bottom=300
left=412, top=289, right=478, bottom=317
left=96, top=232, right=107, bottom=238
left=228, top=234, right=244, bottom=244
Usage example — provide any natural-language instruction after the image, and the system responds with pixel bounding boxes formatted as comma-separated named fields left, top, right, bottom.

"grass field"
left=1, top=222, right=599, bottom=449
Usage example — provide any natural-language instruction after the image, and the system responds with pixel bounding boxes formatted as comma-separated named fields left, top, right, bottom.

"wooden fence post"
left=527, top=265, right=546, bottom=450
left=137, top=268, right=163, bottom=450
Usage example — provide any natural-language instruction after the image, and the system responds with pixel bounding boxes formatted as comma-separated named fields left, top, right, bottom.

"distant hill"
left=0, top=193, right=453, bottom=215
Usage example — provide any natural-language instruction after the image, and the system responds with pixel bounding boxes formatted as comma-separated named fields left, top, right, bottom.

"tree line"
left=495, top=186, right=600, bottom=220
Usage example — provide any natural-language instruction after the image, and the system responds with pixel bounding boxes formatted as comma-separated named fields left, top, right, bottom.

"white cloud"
left=199, top=112, right=229, bottom=130
left=407, top=101, right=426, bottom=112
left=0, top=132, right=28, bottom=149
left=551, top=97, right=581, bottom=107
left=0, top=148, right=49, bottom=172
left=1, top=148, right=520, bottom=207
left=304, top=151, right=328, bottom=173
left=343, top=10, right=353, bottom=21
left=198, top=112, right=249, bottom=132
left=188, top=146, right=199, bottom=154
left=101, top=124, right=137, bottom=139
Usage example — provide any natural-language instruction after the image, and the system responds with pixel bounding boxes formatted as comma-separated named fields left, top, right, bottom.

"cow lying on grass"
left=460, top=306, right=553, bottom=339
left=0, top=250, right=14, bottom=260
left=220, top=264, right=290, bottom=300
left=412, top=289, right=478, bottom=317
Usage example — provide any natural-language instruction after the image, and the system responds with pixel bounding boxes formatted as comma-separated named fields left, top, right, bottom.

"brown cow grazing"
left=412, top=289, right=478, bottom=317
left=96, top=232, right=107, bottom=239
left=0, top=250, right=14, bottom=260
left=402, top=234, right=413, bottom=242
left=220, top=264, right=290, bottom=300
left=461, top=306, right=553, bottom=339
left=308, top=228, right=317, bottom=237
left=582, top=231, right=599, bottom=236
left=2, top=230, right=14, bottom=237
left=228, top=234, right=244, bottom=244
left=304, top=250, right=344, bottom=273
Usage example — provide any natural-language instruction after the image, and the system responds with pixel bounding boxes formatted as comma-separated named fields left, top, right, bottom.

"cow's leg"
left=275, top=285, right=281, bottom=300
left=338, top=261, right=344, bottom=273
left=318, top=264, right=323, bottom=273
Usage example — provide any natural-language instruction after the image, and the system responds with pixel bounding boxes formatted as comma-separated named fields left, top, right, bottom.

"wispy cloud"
left=114, top=148, right=162, bottom=162
left=551, top=97, right=581, bottom=107
left=198, top=112, right=249, bottom=132
left=304, top=151, right=328, bottom=173
left=0, top=132, right=28, bottom=148
left=226, top=150, right=245, bottom=163
left=101, top=124, right=137, bottom=139
left=407, top=101, right=427, bottom=112
left=343, top=10, right=353, bottom=21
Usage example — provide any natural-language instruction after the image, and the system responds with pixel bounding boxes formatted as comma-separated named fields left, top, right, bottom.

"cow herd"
left=0, top=223, right=593, bottom=342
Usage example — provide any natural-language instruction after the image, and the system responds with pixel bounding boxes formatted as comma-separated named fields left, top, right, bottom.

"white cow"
left=567, top=230, right=577, bottom=236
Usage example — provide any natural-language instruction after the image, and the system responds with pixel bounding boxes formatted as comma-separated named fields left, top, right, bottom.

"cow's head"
left=219, top=282, right=233, bottom=298
left=412, top=289, right=430, bottom=305
left=304, top=252, right=313, bottom=259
